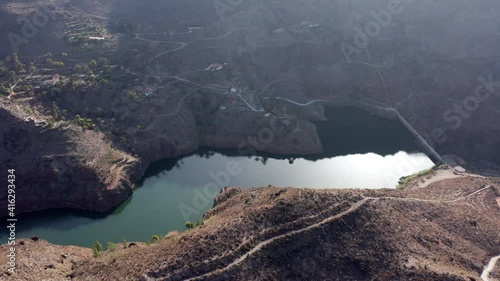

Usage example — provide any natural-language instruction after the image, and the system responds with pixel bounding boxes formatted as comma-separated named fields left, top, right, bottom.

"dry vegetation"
left=3, top=175, right=498, bottom=281
left=73, top=129, right=136, bottom=188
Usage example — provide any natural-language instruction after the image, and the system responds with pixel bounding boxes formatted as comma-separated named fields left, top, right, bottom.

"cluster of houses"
left=219, top=85, right=242, bottom=110
left=216, top=85, right=275, bottom=118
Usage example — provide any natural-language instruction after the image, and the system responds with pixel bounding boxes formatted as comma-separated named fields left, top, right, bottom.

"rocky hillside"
left=2, top=175, right=499, bottom=281
left=1, top=0, right=499, bottom=214
left=0, top=99, right=136, bottom=216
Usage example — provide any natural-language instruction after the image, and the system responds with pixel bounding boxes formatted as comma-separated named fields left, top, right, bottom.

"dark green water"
left=0, top=107, right=434, bottom=247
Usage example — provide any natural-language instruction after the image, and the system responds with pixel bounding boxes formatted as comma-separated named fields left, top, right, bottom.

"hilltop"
left=1, top=173, right=499, bottom=281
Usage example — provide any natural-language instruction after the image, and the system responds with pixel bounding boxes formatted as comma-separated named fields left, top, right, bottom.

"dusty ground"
left=492, top=264, right=500, bottom=281
left=0, top=238, right=90, bottom=281
left=484, top=256, right=500, bottom=281
left=404, top=165, right=463, bottom=189
left=2, top=174, right=498, bottom=281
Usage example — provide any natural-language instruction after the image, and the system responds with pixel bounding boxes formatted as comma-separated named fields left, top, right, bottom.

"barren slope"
left=2, top=176, right=498, bottom=281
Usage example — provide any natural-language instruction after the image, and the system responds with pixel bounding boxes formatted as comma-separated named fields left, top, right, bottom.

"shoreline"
left=3, top=100, right=493, bottom=219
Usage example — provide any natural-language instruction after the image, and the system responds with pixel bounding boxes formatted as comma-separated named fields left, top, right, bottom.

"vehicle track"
left=482, top=255, right=500, bottom=281
left=145, top=186, right=493, bottom=281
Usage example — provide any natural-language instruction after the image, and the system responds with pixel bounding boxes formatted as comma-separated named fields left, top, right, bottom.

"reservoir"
left=0, top=107, right=435, bottom=247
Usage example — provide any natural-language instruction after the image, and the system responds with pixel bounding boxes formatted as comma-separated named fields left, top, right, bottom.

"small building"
left=230, top=85, right=241, bottom=93
left=144, top=87, right=154, bottom=96
left=206, top=63, right=224, bottom=72
left=88, top=36, right=105, bottom=41
left=188, top=25, right=203, bottom=32
left=454, top=166, right=466, bottom=173
left=273, top=27, right=285, bottom=34
left=35, top=120, right=48, bottom=127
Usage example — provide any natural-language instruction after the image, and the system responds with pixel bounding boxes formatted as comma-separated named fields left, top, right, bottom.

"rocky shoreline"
left=2, top=94, right=498, bottom=217
left=1, top=97, right=326, bottom=216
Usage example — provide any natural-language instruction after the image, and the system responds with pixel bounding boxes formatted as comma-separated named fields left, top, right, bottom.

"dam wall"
left=281, top=97, right=448, bottom=165
left=352, top=101, right=447, bottom=165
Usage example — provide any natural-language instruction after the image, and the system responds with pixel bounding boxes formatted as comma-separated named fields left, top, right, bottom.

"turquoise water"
left=0, top=107, right=434, bottom=247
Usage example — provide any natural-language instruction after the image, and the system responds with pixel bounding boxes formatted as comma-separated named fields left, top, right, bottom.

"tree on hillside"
left=89, top=60, right=97, bottom=69
left=8, top=71, right=17, bottom=84
left=51, top=61, right=65, bottom=72
left=0, top=63, right=9, bottom=77
left=0, top=85, right=10, bottom=96
left=11, top=53, right=24, bottom=72
left=98, top=79, right=109, bottom=94
left=97, top=57, right=108, bottom=66
left=99, top=79, right=109, bottom=87
left=74, top=64, right=83, bottom=73
left=92, top=241, right=103, bottom=257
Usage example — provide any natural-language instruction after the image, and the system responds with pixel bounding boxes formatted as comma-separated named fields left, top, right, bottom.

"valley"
left=0, top=0, right=499, bottom=280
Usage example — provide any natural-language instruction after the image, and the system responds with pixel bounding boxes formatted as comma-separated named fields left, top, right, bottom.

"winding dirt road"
left=482, top=255, right=500, bottom=281
left=145, top=186, right=494, bottom=281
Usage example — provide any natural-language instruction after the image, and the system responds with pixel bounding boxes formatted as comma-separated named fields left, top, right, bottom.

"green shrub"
left=89, top=60, right=97, bottom=69
left=185, top=220, right=204, bottom=230
left=185, top=221, right=194, bottom=229
left=92, top=241, right=103, bottom=257
left=73, top=115, right=96, bottom=130
left=396, top=168, right=433, bottom=189
left=97, top=57, right=108, bottom=66
left=107, top=242, right=117, bottom=250
left=0, top=86, right=10, bottom=96
left=152, top=235, right=160, bottom=243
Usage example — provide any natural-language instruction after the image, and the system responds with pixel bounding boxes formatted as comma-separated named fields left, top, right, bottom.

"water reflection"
left=0, top=107, right=435, bottom=246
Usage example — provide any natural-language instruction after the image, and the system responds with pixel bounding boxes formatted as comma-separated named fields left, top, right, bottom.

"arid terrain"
left=0, top=0, right=499, bottom=214
left=1, top=1, right=500, bottom=280
left=1, top=173, right=499, bottom=281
